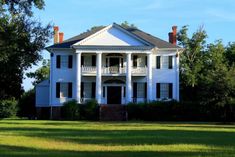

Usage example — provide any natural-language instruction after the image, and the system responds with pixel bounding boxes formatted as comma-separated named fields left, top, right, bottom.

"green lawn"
left=0, top=120, right=235, bottom=157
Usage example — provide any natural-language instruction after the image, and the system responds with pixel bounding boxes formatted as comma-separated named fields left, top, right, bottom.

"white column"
left=76, top=51, right=81, bottom=103
left=126, top=52, right=132, bottom=103
left=175, top=51, right=180, bottom=101
left=147, top=53, right=153, bottom=101
left=96, top=52, right=102, bottom=104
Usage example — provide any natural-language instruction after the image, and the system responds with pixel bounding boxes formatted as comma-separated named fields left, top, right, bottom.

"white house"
left=36, top=23, right=183, bottom=119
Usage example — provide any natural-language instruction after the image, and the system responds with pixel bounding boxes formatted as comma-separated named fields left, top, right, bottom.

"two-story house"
left=35, top=23, right=183, bottom=119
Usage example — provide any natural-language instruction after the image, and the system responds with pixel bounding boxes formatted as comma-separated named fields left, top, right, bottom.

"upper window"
left=156, top=56, right=173, bottom=69
left=56, top=55, right=73, bottom=69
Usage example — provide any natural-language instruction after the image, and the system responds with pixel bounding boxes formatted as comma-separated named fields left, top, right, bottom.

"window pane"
left=162, top=56, right=169, bottom=69
left=160, top=83, right=169, bottom=98
left=137, top=83, right=145, bottom=98
left=61, top=56, right=68, bottom=68
left=60, top=83, right=68, bottom=98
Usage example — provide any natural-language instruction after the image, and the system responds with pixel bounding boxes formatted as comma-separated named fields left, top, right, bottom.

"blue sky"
left=23, top=0, right=235, bottom=91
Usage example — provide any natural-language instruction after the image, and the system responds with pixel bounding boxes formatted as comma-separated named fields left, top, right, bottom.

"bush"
left=81, top=99, right=99, bottom=120
left=61, top=100, right=80, bottom=120
left=61, top=99, right=99, bottom=121
left=0, top=99, right=18, bottom=118
left=127, top=101, right=235, bottom=122
left=18, top=89, right=36, bottom=119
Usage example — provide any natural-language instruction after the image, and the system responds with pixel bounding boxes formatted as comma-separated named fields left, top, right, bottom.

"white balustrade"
left=81, top=66, right=147, bottom=75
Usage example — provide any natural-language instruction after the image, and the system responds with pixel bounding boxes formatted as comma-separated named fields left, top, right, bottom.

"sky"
left=23, top=0, right=235, bottom=91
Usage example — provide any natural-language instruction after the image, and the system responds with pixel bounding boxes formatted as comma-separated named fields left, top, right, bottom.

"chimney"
left=59, top=32, right=64, bottom=43
left=54, top=26, right=59, bottom=44
left=168, top=25, right=177, bottom=45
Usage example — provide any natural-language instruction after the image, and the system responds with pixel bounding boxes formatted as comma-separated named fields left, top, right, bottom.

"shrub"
left=0, top=99, right=18, bottom=118
left=18, top=89, right=36, bottom=119
left=80, top=99, right=99, bottom=120
left=127, top=101, right=235, bottom=122
left=61, top=100, right=80, bottom=120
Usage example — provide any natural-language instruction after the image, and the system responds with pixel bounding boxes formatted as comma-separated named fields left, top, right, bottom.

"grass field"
left=0, top=120, right=235, bottom=157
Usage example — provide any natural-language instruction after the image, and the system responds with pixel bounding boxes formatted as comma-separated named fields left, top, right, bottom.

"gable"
left=74, top=26, right=147, bottom=46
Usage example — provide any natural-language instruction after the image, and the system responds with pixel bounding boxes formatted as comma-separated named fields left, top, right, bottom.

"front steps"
left=99, top=104, right=128, bottom=121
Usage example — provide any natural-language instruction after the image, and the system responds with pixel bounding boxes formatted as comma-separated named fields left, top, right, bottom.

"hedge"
left=0, top=99, right=18, bottom=118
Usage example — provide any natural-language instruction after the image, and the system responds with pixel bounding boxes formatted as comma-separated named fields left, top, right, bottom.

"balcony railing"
left=81, top=66, right=147, bottom=75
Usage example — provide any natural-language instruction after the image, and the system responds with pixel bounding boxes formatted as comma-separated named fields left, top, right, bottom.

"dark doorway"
left=107, top=86, right=122, bottom=104
left=109, top=58, right=120, bottom=73
left=109, top=58, right=119, bottom=66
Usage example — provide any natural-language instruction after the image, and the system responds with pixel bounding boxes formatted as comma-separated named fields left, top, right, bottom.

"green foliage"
left=177, top=25, right=207, bottom=89
left=26, top=59, right=50, bottom=86
left=0, top=0, right=52, bottom=99
left=18, top=89, right=36, bottom=118
left=80, top=99, right=99, bottom=120
left=0, top=99, right=18, bottom=118
left=127, top=101, right=235, bottom=122
left=61, top=99, right=99, bottom=120
left=61, top=100, right=80, bottom=120
left=120, top=21, right=137, bottom=29
left=225, top=42, right=235, bottom=67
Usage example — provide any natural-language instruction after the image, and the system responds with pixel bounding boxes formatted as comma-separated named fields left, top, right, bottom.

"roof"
left=46, top=23, right=180, bottom=50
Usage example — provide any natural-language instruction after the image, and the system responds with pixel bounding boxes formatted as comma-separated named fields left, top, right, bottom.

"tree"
left=200, top=40, right=235, bottom=105
left=26, top=59, right=50, bottom=86
left=225, top=42, right=235, bottom=67
left=120, top=21, right=137, bottom=29
left=0, top=0, right=52, bottom=99
left=177, top=25, right=207, bottom=100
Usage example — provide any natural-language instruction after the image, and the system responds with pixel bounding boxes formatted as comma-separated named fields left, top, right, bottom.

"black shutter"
left=92, top=82, right=96, bottom=98
left=156, top=83, right=160, bottom=98
left=169, top=83, right=173, bottom=99
left=103, top=86, right=105, bottom=97
left=123, top=87, right=126, bottom=97
left=144, top=82, right=147, bottom=98
left=156, top=56, right=161, bottom=69
left=168, top=56, right=173, bottom=69
left=56, top=55, right=61, bottom=68
left=121, top=58, right=124, bottom=68
left=81, top=56, right=84, bottom=66
left=133, top=82, right=137, bottom=98
left=68, top=55, right=73, bottom=68
left=145, top=56, right=147, bottom=67
left=92, top=55, right=96, bottom=66
left=68, top=82, right=72, bottom=98
left=81, top=82, right=84, bottom=98
left=133, top=55, right=137, bottom=67
left=56, top=82, right=60, bottom=98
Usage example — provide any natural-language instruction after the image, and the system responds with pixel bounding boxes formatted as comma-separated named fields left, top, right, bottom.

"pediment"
left=73, top=24, right=149, bottom=46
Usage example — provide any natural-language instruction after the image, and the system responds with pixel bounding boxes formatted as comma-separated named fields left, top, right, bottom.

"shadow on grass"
left=1, top=126, right=235, bottom=147
left=0, top=144, right=231, bottom=157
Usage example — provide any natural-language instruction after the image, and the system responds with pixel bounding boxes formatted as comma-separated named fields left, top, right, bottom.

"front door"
left=107, top=86, right=122, bottom=104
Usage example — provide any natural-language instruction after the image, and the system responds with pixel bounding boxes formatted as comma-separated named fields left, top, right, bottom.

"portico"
left=75, top=49, right=153, bottom=105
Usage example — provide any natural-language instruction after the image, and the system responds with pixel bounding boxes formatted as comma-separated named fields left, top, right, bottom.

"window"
left=156, top=56, right=161, bottom=69
left=156, top=83, right=173, bottom=99
left=56, top=55, right=73, bottom=69
left=160, top=83, right=169, bottom=98
left=137, top=83, right=145, bottom=98
left=162, top=56, right=169, bottom=69
left=61, top=56, right=68, bottom=68
left=56, top=82, right=72, bottom=98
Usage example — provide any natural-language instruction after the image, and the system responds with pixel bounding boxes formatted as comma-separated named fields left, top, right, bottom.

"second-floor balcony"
left=81, top=66, right=147, bottom=76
